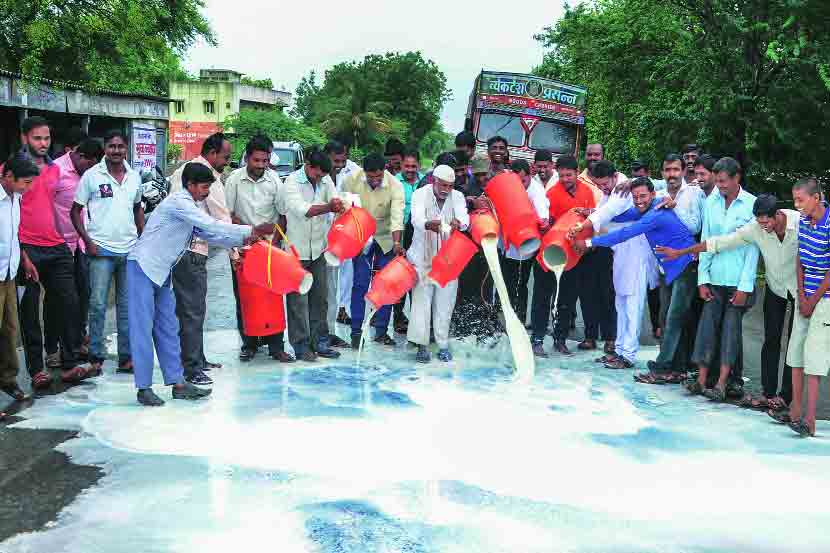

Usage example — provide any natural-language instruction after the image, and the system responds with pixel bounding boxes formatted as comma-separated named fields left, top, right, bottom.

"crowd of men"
left=0, top=116, right=828, bottom=437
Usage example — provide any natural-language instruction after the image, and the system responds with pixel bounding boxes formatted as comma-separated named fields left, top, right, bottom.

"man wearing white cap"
left=406, top=165, right=470, bottom=363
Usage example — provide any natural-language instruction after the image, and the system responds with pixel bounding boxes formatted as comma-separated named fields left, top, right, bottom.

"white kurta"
left=406, top=185, right=470, bottom=348
left=588, top=191, right=658, bottom=362
left=327, top=159, right=362, bottom=326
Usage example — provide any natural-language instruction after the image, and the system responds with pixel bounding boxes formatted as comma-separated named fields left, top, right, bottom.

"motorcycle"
left=141, top=165, right=170, bottom=216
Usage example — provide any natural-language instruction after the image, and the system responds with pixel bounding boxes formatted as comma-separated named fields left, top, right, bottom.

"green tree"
left=294, top=51, right=450, bottom=148
left=0, top=0, right=213, bottom=96
left=223, top=109, right=326, bottom=154
left=240, top=76, right=274, bottom=89
left=534, top=0, right=830, bottom=192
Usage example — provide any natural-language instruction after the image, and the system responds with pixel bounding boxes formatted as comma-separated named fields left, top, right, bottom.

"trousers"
left=44, top=247, right=88, bottom=354
left=407, top=278, right=458, bottom=348
left=761, top=288, right=794, bottom=402
left=350, top=241, right=394, bottom=336
left=127, top=260, right=184, bottom=389
left=615, top=269, right=648, bottom=363
left=18, top=243, right=82, bottom=373
left=87, top=253, right=130, bottom=363
left=692, top=285, right=754, bottom=369
left=653, top=263, right=697, bottom=372
left=500, top=255, right=534, bottom=324
left=582, top=247, right=617, bottom=341
left=287, top=255, right=329, bottom=354
left=0, top=279, right=20, bottom=386
left=172, top=251, right=208, bottom=376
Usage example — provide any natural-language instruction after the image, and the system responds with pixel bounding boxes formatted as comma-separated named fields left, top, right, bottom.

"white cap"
left=433, top=164, right=455, bottom=183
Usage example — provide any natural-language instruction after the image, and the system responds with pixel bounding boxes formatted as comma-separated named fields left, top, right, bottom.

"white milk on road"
left=356, top=304, right=378, bottom=367
left=480, top=237, right=534, bottom=381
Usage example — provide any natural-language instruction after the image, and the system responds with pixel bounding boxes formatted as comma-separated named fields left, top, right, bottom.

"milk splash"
left=480, top=237, right=534, bottom=382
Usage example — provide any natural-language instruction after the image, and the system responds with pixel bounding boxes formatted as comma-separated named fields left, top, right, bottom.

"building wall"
left=169, top=80, right=238, bottom=125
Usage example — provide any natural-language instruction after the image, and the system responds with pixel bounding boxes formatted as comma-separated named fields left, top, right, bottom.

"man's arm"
left=133, top=203, right=145, bottom=235
left=170, top=195, right=252, bottom=249
left=588, top=212, right=658, bottom=249
left=736, top=243, right=760, bottom=293
left=453, top=190, right=470, bottom=231
left=69, top=202, right=97, bottom=256
left=410, top=188, right=427, bottom=230
left=389, top=178, right=405, bottom=255
left=697, top=201, right=713, bottom=287
left=656, top=222, right=758, bottom=260
left=224, top=173, right=239, bottom=223
left=19, top=248, right=38, bottom=282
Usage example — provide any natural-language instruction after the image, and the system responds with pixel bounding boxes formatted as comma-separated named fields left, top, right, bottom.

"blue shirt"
left=128, top=190, right=252, bottom=286
left=396, top=172, right=423, bottom=224
left=798, top=207, right=830, bottom=298
left=698, top=188, right=759, bottom=292
left=592, top=199, right=696, bottom=285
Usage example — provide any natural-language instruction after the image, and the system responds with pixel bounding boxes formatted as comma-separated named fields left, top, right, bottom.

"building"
left=169, top=69, right=292, bottom=160
left=0, top=69, right=170, bottom=173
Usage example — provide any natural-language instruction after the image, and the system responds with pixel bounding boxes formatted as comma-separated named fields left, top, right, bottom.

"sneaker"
left=437, top=349, right=452, bottom=362
left=172, top=381, right=212, bottom=400
left=46, top=351, right=62, bottom=370
left=416, top=346, right=430, bottom=363
left=137, top=388, right=165, bottom=406
left=374, top=334, right=396, bottom=347
left=186, top=371, right=213, bottom=386
left=577, top=339, right=597, bottom=351
left=328, top=334, right=350, bottom=348
left=31, top=370, right=52, bottom=390
left=532, top=342, right=548, bottom=358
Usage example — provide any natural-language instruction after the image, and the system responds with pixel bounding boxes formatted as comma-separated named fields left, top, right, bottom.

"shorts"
left=786, top=296, right=830, bottom=376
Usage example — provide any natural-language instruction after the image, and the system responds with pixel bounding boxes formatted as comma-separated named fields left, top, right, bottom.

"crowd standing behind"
left=0, top=117, right=827, bottom=437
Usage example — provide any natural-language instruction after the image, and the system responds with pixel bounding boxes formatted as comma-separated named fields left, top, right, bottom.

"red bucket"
left=237, top=268, right=286, bottom=336
left=484, top=172, right=541, bottom=256
left=324, top=206, right=376, bottom=266
left=241, top=241, right=313, bottom=295
left=427, top=230, right=479, bottom=287
left=365, top=256, right=418, bottom=309
left=537, top=210, right=592, bottom=271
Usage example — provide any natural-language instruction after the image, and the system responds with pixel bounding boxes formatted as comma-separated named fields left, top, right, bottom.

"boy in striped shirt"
left=779, top=178, right=830, bottom=437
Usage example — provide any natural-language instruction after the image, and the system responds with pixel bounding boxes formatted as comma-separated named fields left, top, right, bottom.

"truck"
left=465, top=70, right=588, bottom=162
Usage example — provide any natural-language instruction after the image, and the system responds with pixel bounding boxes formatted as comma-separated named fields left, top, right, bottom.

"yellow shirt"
left=343, top=169, right=404, bottom=254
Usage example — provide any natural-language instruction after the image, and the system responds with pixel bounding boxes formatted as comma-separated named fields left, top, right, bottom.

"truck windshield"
left=528, top=121, right=577, bottom=154
left=476, top=113, right=525, bottom=147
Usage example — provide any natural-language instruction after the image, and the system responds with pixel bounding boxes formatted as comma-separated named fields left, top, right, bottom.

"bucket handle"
left=266, top=223, right=299, bottom=290
left=349, top=207, right=364, bottom=243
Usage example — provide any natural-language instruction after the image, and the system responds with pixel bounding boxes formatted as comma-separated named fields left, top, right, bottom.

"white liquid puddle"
left=356, top=303, right=378, bottom=368
left=480, top=237, right=534, bottom=382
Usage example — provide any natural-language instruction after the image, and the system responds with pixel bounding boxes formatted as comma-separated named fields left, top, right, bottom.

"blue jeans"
left=350, top=242, right=394, bottom=336
left=127, top=260, right=184, bottom=390
left=87, top=254, right=130, bottom=363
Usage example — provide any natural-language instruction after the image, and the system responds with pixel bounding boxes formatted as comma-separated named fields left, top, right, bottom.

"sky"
left=184, top=0, right=565, bottom=133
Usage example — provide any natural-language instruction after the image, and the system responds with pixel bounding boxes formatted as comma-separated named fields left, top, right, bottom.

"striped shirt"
left=798, top=207, right=830, bottom=298
left=128, top=190, right=252, bottom=286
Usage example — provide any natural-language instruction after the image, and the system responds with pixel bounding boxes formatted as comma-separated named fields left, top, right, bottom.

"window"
left=476, top=113, right=525, bottom=147
left=225, top=102, right=231, bottom=109
left=203, top=100, right=215, bottom=114
left=174, top=100, right=185, bottom=113
left=528, top=121, right=577, bottom=154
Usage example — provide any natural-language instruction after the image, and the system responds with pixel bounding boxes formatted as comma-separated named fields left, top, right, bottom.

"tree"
left=534, top=0, right=830, bottom=192
left=294, top=51, right=451, bottom=149
left=223, top=109, right=326, bottom=155
left=0, top=0, right=213, bottom=96
left=241, top=76, right=274, bottom=89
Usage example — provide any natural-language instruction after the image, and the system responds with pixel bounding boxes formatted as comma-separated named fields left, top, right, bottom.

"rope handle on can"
left=265, top=223, right=296, bottom=290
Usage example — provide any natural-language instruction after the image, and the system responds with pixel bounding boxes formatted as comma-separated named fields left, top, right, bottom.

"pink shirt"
left=53, top=153, right=84, bottom=253
left=19, top=159, right=63, bottom=247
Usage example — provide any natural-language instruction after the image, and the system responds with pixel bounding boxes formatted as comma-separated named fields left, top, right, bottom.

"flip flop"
left=739, top=394, right=769, bottom=410
left=789, top=420, right=815, bottom=438
left=767, top=396, right=788, bottom=411
left=704, top=386, right=726, bottom=402
left=661, top=373, right=687, bottom=384
left=686, top=381, right=704, bottom=395
left=634, top=372, right=666, bottom=385
left=595, top=353, right=618, bottom=364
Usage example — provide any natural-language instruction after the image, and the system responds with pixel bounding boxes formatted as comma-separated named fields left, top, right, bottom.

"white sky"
left=184, top=0, right=565, bottom=134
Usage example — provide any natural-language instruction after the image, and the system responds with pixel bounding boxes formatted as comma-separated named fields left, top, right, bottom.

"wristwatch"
left=585, top=239, right=593, bottom=248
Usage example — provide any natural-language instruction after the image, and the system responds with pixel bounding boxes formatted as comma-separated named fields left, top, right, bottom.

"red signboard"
left=169, top=121, right=221, bottom=161
left=480, top=94, right=584, bottom=120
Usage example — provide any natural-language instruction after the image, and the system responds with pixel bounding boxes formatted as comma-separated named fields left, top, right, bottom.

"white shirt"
left=533, top=172, right=559, bottom=192
left=168, top=156, right=232, bottom=256
left=282, top=167, right=338, bottom=261
left=224, top=167, right=285, bottom=228
left=657, top=181, right=706, bottom=235
left=589, top=191, right=659, bottom=295
left=502, top=179, right=549, bottom=260
left=74, top=159, right=142, bottom=254
left=0, top=186, right=21, bottom=280
left=407, top=185, right=470, bottom=273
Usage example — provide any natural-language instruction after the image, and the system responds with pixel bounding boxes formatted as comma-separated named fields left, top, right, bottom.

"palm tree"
left=317, top=75, right=394, bottom=148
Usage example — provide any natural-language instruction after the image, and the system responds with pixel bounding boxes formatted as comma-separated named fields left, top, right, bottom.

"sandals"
left=31, top=371, right=52, bottom=390
left=1, top=384, right=26, bottom=401
left=686, top=380, right=704, bottom=395
left=789, top=420, right=815, bottom=438
left=767, top=396, right=788, bottom=411
left=634, top=371, right=665, bottom=385
left=704, top=386, right=726, bottom=402
left=61, top=365, right=93, bottom=383
left=767, top=409, right=793, bottom=424
left=595, top=353, right=618, bottom=364
left=604, top=357, right=633, bottom=369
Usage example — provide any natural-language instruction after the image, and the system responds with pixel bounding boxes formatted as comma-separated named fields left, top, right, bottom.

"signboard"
left=478, top=94, right=585, bottom=125
left=132, top=124, right=157, bottom=172
left=169, top=121, right=220, bottom=161
left=478, top=73, right=588, bottom=110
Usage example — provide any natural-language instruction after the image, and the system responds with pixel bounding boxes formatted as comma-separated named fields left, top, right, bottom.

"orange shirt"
left=546, top=179, right=596, bottom=221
